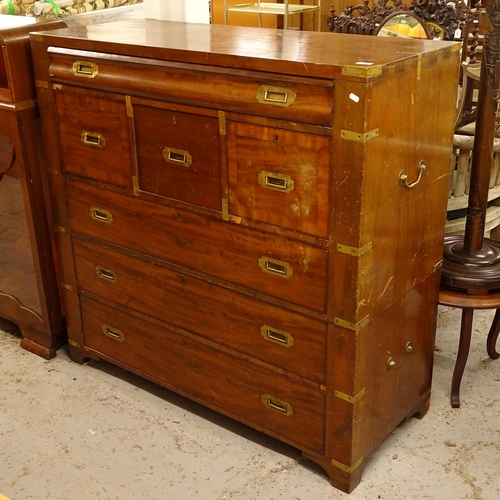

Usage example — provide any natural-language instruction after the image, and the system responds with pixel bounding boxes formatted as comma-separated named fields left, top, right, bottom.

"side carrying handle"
left=398, top=160, right=426, bottom=189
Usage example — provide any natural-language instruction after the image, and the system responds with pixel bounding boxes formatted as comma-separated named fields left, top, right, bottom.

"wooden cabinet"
left=0, top=16, right=67, bottom=359
left=0, top=6, right=144, bottom=359
left=31, top=20, right=460, bottom=492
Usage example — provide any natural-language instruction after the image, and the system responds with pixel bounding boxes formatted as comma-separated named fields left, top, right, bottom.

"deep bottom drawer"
left=80, top=296, right=326, bottom=454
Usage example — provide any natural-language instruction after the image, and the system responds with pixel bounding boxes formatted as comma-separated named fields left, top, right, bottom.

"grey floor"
left=1, top=305, right=499, bottom=500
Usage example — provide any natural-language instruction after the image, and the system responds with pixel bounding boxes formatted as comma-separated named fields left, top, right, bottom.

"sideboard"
left=31, top=21, right=459, bottom=491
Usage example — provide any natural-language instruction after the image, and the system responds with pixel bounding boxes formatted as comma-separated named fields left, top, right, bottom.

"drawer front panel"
left=66, top=181, right=328, bottom=312
left=134, top=105, right=222, bottom=210
left=48, top=51, right=333, bottom=126
left=67, top=181, right=327, bottom=311
left=228, top=122, right=331, bottom=237
left=81, top=297, right=326, bottom=454
left=73, top=238, right=327, bottom=384
left=55, top=91, right=132, bottom=188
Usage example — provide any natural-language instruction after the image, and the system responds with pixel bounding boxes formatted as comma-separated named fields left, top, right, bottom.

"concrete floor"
left=1, top=305, right=499, bottom=500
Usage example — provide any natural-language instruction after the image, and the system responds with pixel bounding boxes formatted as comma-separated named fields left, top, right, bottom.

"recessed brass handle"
left=101, top=324, right=124, bottom=342
left=261, top=325, right=294, bottom=348
left=89, top=206, right=113, bottom=224
left=257, top=171, right=295, bottom=193
left=398, top=160, right=426, bottom=189
left=261, top=393, right=293, bottom=416
left=258, top=257, right=293, bottom=279
left=162, top=147, right=192, bottom=168
left=81, top=131, right=106, bottom=149
left=387, top=357, right=396, bottom=370
left=72, top=60, right=99, bottom=78
left=95, top=265, right=118, bottom=283
left=256, top=85, right=296, bottom=107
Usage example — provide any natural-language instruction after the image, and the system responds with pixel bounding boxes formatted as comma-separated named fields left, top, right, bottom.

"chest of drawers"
left=31, top=21, right=459, bottom=492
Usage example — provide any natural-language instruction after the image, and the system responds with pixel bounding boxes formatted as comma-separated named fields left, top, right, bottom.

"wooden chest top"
left=31, top=19, right=460, bottom=80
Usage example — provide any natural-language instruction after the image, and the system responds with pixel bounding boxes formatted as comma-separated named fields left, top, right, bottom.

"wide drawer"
left=73, top=238, right=327, bottom=384
left=48, top=49, right=334, bottom=126
left=134, top=104, right=222, bottom=210
left=228, top=121, right=331, bottom=238
left=55, top=90, right=132, bottom=188
left=66, top=180, right=328, bottom=312
left=81, top=297, right=326, bottom=454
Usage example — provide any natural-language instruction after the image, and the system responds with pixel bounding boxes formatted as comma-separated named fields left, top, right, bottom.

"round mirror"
left=374, top=12, right=431, bottom=39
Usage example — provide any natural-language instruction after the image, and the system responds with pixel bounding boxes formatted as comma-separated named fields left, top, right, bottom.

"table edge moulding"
left=30, top=20, right=460, bottom=492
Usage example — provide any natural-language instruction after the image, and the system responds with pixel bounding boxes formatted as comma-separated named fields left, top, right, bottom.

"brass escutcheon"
left=405, top=341, right=413, bottom=354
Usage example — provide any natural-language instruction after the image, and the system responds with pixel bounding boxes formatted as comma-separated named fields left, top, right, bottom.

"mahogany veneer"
left=31, top=20, right=459, bottom=491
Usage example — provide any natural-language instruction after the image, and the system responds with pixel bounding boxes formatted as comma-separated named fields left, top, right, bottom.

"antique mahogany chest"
left=31, top=21, right=459, bottom=492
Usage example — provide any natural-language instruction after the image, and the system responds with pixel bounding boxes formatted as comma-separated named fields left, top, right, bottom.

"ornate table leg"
left=451, top=307, right=474, bottom=408
left=487, top=308, right=500, bottom=359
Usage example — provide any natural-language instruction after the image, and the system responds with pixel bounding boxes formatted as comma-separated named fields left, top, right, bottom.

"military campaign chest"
left=31, top=21, right=459, bottom=492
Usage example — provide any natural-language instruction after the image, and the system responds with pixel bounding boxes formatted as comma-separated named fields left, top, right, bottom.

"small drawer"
left=73, top=238, right=327, bottom=384
left=81, top=297, right=326, bottom=454
left=66, top=180, right=328, bottom=312
left=48, top=50, right=334, bottom=126
left=55, top=91, right=132, bottom=188
left=228, top=122, right=331, bottom=238
left=134, top=105, right=222, bottom=210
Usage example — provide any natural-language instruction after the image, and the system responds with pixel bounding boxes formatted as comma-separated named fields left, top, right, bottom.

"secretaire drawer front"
left=134, top=105, right=222, bottom=210
left=81, top=297, right=326, bottom=454
left=228, top=122, right=331, bottom=237
left=55, top=91, right=132, bottom=188
left=48, top=50, right=333, bottom=126
left=73, top=238, right=327, bottom=384
left=66, top=181, right=328, bottom=311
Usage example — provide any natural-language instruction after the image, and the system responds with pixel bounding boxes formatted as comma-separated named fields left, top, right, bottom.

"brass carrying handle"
left=398, top=160, right=426, bottom=189
left=73, top=60, right=99, bottom=78
left=102, top=324, right=124, bottom=342
left=95, top=265, right=118, bottom=283
left=89, top=206, right=113, bottom=224
left=162, top=147, right=192, bottom=168
left=258, top=257, right=293, bottom=279
left=257, top=171, right=295, bottom=193
left=261, top=325, right=294, bottom=348
left=81, top=131, right=106, bottom=149
left=261, top=393, right=293, bottom=416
